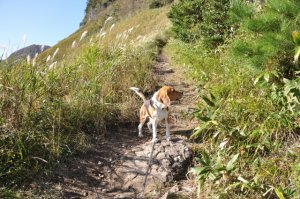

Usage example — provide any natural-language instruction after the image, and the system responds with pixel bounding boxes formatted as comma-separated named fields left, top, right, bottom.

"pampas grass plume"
left=79, top=30, right=88, bottom=42
left=72, top=40, right=77, bottom=48
left=27, top=55, right=30, bottom=65
left=52, top=48, right=59, bottom=60
left=49, top=61, right=57, bottom=70
left=46, top=55, right=51, bottom=63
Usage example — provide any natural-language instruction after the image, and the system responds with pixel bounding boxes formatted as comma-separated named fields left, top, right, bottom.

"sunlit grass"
left=0, top=2, right=170, bottom=193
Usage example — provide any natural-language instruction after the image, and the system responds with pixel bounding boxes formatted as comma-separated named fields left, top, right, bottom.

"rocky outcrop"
left=81, top=0, right=116, bottom=26
left=109, top=138, right=193, bottom=194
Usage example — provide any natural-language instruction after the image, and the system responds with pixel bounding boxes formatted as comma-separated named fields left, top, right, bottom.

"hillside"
left=6, top=44, right=50, bottom=63
left=1, top=0, right=300, bottom=198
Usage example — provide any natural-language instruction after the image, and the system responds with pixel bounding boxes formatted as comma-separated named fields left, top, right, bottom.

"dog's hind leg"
left=147, top=121, right=152, bottom=132
left=138, top=116, right=147, bottom=138
left=152, top=119, right=159, bottom=142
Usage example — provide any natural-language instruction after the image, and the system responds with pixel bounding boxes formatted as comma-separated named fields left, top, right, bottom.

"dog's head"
left=156, top=86, right=183, bottom=107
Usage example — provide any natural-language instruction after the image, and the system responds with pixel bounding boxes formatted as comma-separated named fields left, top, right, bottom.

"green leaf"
left=226, top=154, right=239, bottom=171
left=191, top=124, right=207, bottom=139
left=202, top=151, right=211, bottom=165
left=191, top=167, right=207, bottom=175
left=292, top=31, right=300, bottom=46
left=254, top=73, right=264, bottom=85
left=275, top=188, right=285, bottom=199
left=294, top=46, right=300, bottom=63
left=264, top=73, right=270, bottom=82
left=270, top=71, right=279, bottom=78
left=195, top=157, right=202, bottom=163
left=208, top=172, right=217, bottom=180
left=201, top=95, right=215, bottom=107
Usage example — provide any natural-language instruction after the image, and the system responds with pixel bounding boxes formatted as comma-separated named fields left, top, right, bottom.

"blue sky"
left=0, top=0, right=86, bottom=58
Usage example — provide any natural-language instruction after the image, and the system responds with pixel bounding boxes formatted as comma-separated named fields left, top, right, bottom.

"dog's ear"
left=156, top=87, right=171, bottom=107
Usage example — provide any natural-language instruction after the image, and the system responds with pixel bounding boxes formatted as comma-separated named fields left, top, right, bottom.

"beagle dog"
left=130, top=86, right=183, bottom=142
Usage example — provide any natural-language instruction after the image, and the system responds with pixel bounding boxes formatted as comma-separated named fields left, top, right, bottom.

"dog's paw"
left=151, top=138, right=160, bottom=143
left=138, top=134, right=144, bottom=138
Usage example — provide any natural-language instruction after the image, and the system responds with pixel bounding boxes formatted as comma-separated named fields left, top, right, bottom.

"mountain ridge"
left=7, top=44, right=50, bottom=62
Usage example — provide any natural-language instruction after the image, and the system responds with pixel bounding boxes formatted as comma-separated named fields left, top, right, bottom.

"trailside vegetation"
left=0, top=5, right=171, bottom=195
left=167, top=0, right=300, bottom=198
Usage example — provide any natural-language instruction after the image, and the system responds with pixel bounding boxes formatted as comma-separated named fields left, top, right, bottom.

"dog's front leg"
left=138, top=123, right=143, bottom=137
left=152, top=119, right=159, bottom=142
left=165, top=115, right=171, bottom=141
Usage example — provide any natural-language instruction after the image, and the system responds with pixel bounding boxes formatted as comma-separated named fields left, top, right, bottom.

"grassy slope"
left=165, top=38, right=300, bottom=199
left=38, top=0, right=154, bottom=63
left=165, top=6, right=300, bottom=197
left=0, top=3, right=171, bottom=196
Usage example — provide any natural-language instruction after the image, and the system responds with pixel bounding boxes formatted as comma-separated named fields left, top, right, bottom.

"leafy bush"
left=230, top=0, right=300, bottom=76
left=168, top=0, right=231, bottom=47
left=167, top=0, right=204, bottom=42
left=198, top=0, right=231, bottom=47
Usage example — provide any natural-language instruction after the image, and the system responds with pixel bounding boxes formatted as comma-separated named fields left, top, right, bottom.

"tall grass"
left=0, top=33, right=156, bottom=191
left=0, top=2, right=171, bottom=197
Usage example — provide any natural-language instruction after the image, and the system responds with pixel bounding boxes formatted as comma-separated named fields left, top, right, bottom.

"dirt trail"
left=48, top=53, right=198, bottom=198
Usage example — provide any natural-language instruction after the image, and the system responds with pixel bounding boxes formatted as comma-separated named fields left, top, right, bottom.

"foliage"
left=166, top=29, right=300, bottom=197
left=229, top=0, right=300, bottom=78
left=198, top=0, right=231, bottom=47
left=167, top=0, right=204, bottom=42
left=168, top=0, right=231, bottom=47
left=192, top=151, right=239, bottom=196
left=0, top=3, right=174, bottom=196
left=0, top=35, right=156, bottom=190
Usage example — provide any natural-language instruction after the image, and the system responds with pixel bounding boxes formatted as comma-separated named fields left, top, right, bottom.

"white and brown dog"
left=130, top=86, right=183, bottom=142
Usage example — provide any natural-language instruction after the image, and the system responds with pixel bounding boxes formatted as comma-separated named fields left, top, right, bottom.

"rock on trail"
left=110, top=138, right=193, bottom=194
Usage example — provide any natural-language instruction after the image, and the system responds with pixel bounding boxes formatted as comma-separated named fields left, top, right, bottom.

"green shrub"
left=229, top=0, right=300, bottom=75
left=198, top=0, right=231, bottom=47
left=228, top=0, right=254, bottom=24
left=168, top=0, right=231, bottom=47
left=167, top=0, right=204, bottom=42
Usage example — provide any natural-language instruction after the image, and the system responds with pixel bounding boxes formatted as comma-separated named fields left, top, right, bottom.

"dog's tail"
left=130, top=87, right=146, bottom=102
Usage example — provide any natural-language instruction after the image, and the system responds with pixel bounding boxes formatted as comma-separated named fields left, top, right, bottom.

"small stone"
left=161, top=159, right=171, bottom=168
left=102, top=189, right=107, bottom=193
left=114, top=192, right=134, bottom=199
left=170, top=185, right=180, bottom=193
left=83, top=192, right=88, bottom=196
left=100, top=181, right=108, bottom=186
left=156, top=152, right=166, bottom=160
left=172, top=162, right=181, bottom=169
left=98, top=161, right=102, bottom=165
